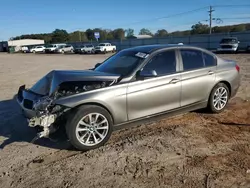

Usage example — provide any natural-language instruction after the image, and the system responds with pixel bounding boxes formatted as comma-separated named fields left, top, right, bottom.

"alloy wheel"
left=75, top=113, right=109, bottom=146
left=213, top=87, right=228, bottom=111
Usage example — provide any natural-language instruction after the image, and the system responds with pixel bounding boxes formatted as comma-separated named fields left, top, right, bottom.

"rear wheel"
left=207, top=83, right=230, bottom=113
left=66, top=105, right=113, bottom=151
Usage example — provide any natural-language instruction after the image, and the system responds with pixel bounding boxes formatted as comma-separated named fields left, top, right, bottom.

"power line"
left=219, top=17, right=250, bottom=20
left=103, top=6, right=209, bottom=28
left=214, top=4, right=250, bottom=7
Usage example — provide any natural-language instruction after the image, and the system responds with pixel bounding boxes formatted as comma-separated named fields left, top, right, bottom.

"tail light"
left=235, top=64, right=240, bottom=72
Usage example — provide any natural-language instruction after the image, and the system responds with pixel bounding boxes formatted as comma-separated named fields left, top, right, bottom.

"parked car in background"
left=74, top=44, right=95, bottom=54
left=30, top=46, right=45, bottom=53
left=44, top=44, right=66, bottom=53
left=56, top=45, right=74, bottom=53
left=246, top=43, right=250, bottom=53
left=16, top=44, right=240, bottom=151
left=94, top=43, right=116, bottom=54
left=217, top=37, right=240, bottom=53
left=21, top=46, right=30, bottom=53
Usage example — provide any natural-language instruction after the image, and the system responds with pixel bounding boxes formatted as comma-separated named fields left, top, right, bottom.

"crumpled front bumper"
left=16, top=85, right=43, bottom=119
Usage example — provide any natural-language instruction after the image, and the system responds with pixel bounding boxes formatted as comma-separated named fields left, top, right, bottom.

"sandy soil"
left=0, top=52, right=250, bottom=188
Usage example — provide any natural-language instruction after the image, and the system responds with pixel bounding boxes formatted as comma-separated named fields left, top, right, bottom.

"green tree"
left=155, top=29, right=168, bottom=37
left=112, top=28, right=125, bottom=40
left=51, top=29, right=69, bottom=43
left=139, top=28, right=153, bottom=36
left=106, top=29, right=114, bottom=40
left=125, top=28, right=134, bottom=37
left=85, top=29, right=94, bottom=41
left=69, top=31, right=87, bottom=42
left=230, top=24, right=246, bottom=32
left=191, top=22, right=209, bottom=34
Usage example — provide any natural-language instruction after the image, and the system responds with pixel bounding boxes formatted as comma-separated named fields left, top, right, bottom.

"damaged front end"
left=16, top=70, right=120, bottom=142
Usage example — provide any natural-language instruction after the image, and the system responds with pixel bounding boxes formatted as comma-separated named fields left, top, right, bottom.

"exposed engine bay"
left=28, top=80, right=116, bottom=142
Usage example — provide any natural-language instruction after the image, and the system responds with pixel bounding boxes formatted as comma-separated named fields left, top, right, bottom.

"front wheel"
left=66, top=105, right=113, bottom=151
left=207, top=83, right=230, bottom=113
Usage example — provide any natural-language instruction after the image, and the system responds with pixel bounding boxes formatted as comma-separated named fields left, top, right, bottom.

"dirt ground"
left=0, top=52, right=250, bottom=188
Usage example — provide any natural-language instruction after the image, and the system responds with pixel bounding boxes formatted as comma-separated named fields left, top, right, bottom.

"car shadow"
left=0, top=96, right=74, bottom=150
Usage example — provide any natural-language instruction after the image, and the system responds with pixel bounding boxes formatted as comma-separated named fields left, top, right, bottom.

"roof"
left=124, top=44, right=187, bottom=53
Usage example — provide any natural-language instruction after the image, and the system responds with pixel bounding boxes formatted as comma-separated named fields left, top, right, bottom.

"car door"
left=127, top=49, right=182, bottom=120
left=178, top=48, right=216, bottom=106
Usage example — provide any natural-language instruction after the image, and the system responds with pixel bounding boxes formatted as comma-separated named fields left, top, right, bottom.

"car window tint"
left=203, top=52, right=216, bottom=67
left=180, top=49, right=204, bottom=70
left=143, top=50, right=176, bottom=76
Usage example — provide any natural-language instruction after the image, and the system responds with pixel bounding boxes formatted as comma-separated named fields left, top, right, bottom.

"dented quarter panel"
left=215, top=57, right=240, bottom=97
left=54, top=83, right=128, bottom=124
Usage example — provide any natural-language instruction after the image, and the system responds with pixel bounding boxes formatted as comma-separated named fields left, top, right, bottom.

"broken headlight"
left=33, top=96, right=53, bottom=111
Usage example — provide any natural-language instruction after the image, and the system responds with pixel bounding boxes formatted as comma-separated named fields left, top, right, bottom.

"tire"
left=61, top=50, right=64, bottom=54
left=32, top=51, right=36, bottom=54
left=66, top=105, right=113, bottom=151
left=207, top=83, right=230, bottom=113
left=103, top=49, right=107, bottom=54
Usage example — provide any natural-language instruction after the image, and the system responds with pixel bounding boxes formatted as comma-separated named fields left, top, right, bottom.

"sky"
left=0, top=0, right=250, bottom=40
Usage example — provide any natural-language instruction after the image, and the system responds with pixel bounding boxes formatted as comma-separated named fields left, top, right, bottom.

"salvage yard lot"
left=0, top=53, right=250, bottom=188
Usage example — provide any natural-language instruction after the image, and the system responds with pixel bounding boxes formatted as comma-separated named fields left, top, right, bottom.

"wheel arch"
left=73, top=102, right=114, bottom=124
left=217, top=80, right=232, bottom=97
left=209, top=80, right=232, bottom=99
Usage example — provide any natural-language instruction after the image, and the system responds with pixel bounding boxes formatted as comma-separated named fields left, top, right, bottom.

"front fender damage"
left=29, top=80, right=116, bottom=143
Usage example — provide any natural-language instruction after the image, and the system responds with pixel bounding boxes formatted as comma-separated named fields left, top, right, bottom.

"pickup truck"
left=94, top=43, right=116, bottom=54
left=44, top=44, right=66, bottom=53
left=217, top=37, right=240, bottom=53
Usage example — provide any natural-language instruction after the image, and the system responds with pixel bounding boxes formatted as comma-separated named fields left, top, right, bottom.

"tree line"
left=11, top=23, right=250, bottom=43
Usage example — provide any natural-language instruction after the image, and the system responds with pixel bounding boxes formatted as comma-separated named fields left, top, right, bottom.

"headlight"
left=33, top=97, right=53, bottom=111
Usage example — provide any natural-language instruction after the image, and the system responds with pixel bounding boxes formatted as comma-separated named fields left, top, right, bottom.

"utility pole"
left=208, top=6, right=215, bottom=34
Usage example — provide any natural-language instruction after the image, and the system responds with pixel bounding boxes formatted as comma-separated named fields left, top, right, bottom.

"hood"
left=29, top=70, right=120, bottom=96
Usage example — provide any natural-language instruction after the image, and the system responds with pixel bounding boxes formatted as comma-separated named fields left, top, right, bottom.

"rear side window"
left=143, top=50, right=176, bottom=76
left=203, top=52, right=216, bottom=67
left=180, top=49, right=204, bottom=71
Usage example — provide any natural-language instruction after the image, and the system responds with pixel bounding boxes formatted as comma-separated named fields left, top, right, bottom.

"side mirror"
left=94, top=63, right=102, bottom=68
left=137, top=69, right=157, bottom=80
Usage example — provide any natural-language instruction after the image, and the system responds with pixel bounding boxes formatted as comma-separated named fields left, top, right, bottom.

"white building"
left=8, top=39, right=44, bottom=47
left=7, top=39, right=45, bottom=52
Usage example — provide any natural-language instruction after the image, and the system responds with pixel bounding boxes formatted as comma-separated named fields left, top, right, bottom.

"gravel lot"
left=0, top=52, right=250, bottom=188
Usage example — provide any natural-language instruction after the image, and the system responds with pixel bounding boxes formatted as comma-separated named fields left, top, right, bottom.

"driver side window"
left=143, top=50, right=177, bottom=76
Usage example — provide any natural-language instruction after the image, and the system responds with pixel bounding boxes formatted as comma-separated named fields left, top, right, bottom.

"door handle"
left=208, top=71, right=214, bottom=75
left=169, top=78, right=180, bottom=84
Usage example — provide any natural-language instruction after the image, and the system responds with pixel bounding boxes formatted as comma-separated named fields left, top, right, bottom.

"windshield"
left=95, top=50, right=145, bottom=76
left=220, top=38, right=237, bottom=43
left=99, top=44, right=106, bottom=46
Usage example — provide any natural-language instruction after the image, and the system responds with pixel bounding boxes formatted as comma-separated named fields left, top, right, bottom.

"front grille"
left=23, top=99, right=33, bottom=109
left=221, top=45, right=233, bottom=49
